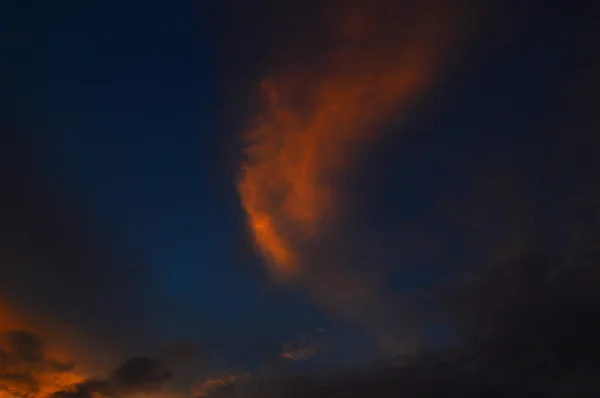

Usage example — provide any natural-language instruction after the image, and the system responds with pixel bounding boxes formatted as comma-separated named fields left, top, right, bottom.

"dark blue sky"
left=1, top=0, right=596, bottom=376
left=1, top=0, right=355, bottom=368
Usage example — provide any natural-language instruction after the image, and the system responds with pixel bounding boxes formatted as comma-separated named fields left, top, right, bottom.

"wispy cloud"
left=237, top=0, right=475, bottom=349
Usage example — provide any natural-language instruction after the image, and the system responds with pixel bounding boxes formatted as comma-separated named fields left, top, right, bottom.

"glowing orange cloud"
left=238, top=1, right=462, bottom=279
left=236, top=1, right=476, bottom=351
left=0, top=331, right=87, bottom=398
left=0, top=300, right=89, bottom=398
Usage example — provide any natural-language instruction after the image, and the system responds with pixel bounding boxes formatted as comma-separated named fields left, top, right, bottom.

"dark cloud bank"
left=0, top=328, right=172, bottom=398
left=199, top=242, right=600, bottom=397
left=50, top=357, right=172, bottom=398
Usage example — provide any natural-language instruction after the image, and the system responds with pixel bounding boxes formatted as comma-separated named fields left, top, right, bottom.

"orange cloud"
left=280, top=344, right=318, bottom=362
left=0, top=299, right=112, bottom=398
left=192, top=373, right=247, bottom=397
left=238, top=1, right=462, bottom=277
left=0, top=329, right=87, bottom=398
left=237, top=0, right=471, bottom=343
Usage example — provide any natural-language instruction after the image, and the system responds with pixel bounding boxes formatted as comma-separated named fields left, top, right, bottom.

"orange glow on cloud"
left=192, top=373, right=246, bottom=397
left=0, top=300, right=88, bottom=398
left=238, top=1, right=461, bottom=280
left=0, top=334, right=87, bottom=398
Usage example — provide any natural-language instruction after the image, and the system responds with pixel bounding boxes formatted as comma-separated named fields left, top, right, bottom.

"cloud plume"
left=237, top=0, right=474, bottom=346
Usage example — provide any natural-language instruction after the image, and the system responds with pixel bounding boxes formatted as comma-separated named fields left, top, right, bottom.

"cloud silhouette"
left=50, top=357, right=172, bottom=398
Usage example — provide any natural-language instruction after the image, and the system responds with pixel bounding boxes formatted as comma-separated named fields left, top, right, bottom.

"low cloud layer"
left=0, top=330, right=86, bottom=398
left=197, top=243, right=600, bottom=397
left=50, top=357, right=172, bottom=398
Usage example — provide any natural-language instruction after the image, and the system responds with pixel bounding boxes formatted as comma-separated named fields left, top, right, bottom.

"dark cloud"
left=112, top=357, right=172, bottom=390
left=0, top=327, right=179, bottom=398
left=50, top=357, right=172, bottom=398
left=5, top=330, right=44, bottom=363
left=0, top=330, right=80, bottom=398
left=197, top=242, right=600, bottom=397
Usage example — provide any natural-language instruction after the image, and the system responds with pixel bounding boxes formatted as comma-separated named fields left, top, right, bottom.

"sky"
left=0, top=0, right=598, bottom=397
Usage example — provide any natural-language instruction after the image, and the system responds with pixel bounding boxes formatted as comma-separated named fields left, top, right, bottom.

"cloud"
left=0, top=330, right=86, bottom=398
left=0, top=302, right=172, bottom=398
left=50, top=357, right=172, bottom=398
left=236, top=0, right=479, bottom=350
left=238, top=0, right=459, bottom=274
left=196, top=245, right=600, bottom=398
left=280, top=345, right=317, bottom=362
left=192, top=373, right=248, bottom=397
left=279, top=331, right=326, bottom=362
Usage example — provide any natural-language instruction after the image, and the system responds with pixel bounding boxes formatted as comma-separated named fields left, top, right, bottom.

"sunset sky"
left=0, top=0, right=597, bottom=397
